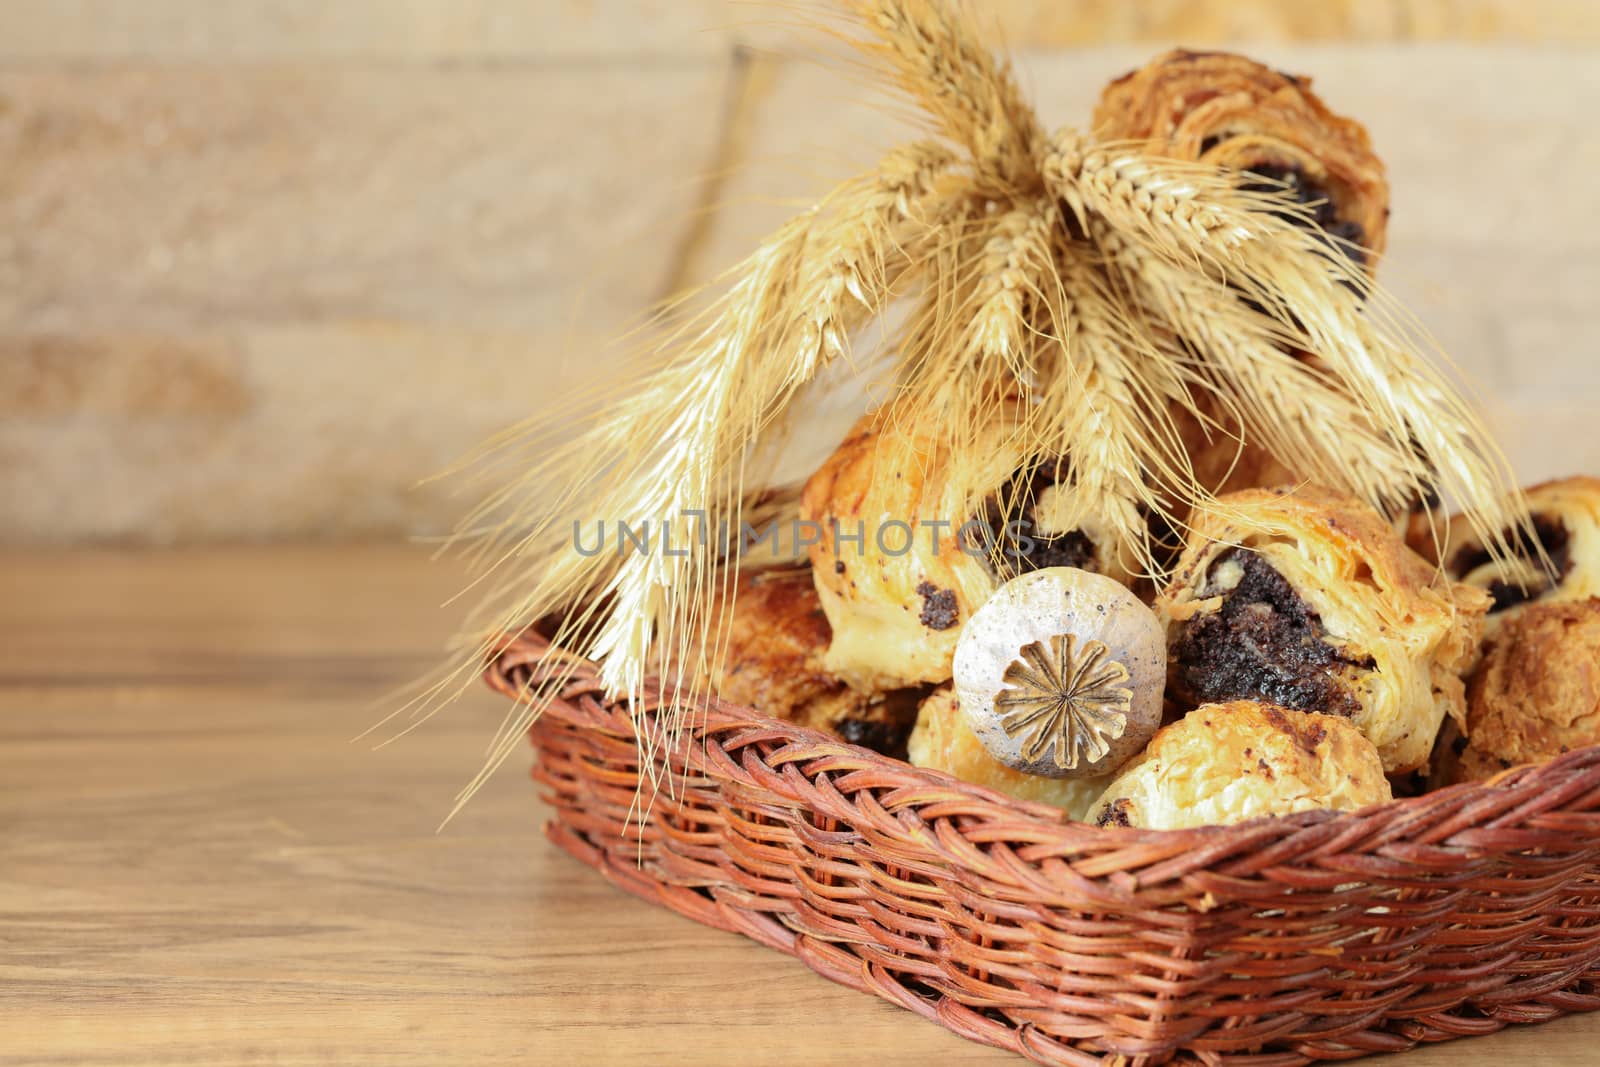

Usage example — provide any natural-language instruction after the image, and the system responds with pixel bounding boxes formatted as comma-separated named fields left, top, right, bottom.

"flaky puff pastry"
left=1086, top=702, right=1391, bottom=830
left=1434, top=477, right=1600, bottom=635
left=1156, top=487, right=1488, bottom=774
left=688, top=566, right=921, bottom=755
left=1094, top=49, right=1388, bottom=263
left=907, top=685, right=1112, bottom=820
left=800, top=405, right=1137, bottom=691
left=1444, top=598, right=1600, bottom=784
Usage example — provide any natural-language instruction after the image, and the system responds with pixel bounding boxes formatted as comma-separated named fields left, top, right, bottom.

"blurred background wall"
left=2, top=0, right=1596, bottom=543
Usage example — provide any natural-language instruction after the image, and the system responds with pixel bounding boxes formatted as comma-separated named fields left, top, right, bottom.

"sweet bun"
left=697, top=566, right=838, bottom=721
left=1436, top=476, right=1600, bottom=634
left=801, top=403, right=1140, bottom=691
left=799, top=407, right=1016, bottom=690
left=1094, top=48, right=1388, bottom=264
left=1156, top=486, right=1487, bottom=773
left=907, top=685, right=1112, bottom=819
left=1448, top=598, right=1600, bottom=783
left=691, top=566, right=921, bottom=756
left=1087, top=702, right=1391, bottom=830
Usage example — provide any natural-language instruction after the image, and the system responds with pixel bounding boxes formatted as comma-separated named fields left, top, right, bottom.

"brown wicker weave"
left=488, top=631, right=1600, bottom=1064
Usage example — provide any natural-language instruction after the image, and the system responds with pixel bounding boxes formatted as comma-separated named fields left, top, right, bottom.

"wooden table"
left=4, top=546, right=1596, bottom=1065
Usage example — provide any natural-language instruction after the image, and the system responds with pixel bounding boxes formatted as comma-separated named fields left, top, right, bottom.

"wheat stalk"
left=1045, top=130, right=1526, bottom=557
left=1025, top=240, right=1206, bottom=577
left=1093, top=218, right=1418, bottom=515
left=835, top=0, right=1043, bottom=195
left=417, top=142, right=960, bottom=816
left=887, top=200, right=1046, bottom=512
left=786, top=141, right=960, bottom=375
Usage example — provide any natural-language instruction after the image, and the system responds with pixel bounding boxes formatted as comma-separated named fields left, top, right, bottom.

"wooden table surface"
left=5, top=545, right=1598, bottom=1066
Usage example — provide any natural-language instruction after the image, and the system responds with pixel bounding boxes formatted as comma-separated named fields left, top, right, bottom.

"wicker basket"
left=488, top=630, right=1600, bottom=1064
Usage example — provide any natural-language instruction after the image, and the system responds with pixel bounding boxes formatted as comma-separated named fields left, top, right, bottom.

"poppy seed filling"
left=983, top=459, right=1097, bottom=575
left=831, top=685, right=930, bottom=761
left=1238, top=163, right=1367, bottom=269
left=1171, top=548, right=1372, bottom=717
left=1448, top=514, right=1573, bottom=613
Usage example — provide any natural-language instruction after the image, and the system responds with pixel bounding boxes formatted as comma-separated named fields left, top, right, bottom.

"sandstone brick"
left=0, top=335, right=247, bottom=416
left=5, top=1, right=1596, bottom=66
left=0, top=62, right=729, bottom=542
left=731, top=1, right=1598, bottom=52
left=0, top=1, right=738, bottom=59
left=0, top=64, right=729, bottom=332
left=0, top=322, right=607, bottom=543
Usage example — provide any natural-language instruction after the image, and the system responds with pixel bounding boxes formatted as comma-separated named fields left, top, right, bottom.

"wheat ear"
left=426, top=143, right=958, bottom=816
left=1094, top=219, right=1418, bottom=515
left=1045, top=130, right=1527, bottom=557
left=886, top=197, right=1056, bottom=510
left=1023, top=238, right=1205, bottom=578
left=835, top=0, right=1043, bottom=194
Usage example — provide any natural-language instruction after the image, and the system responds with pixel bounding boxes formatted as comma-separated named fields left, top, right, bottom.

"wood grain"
left=2, top=545, right=1598, bottom=1065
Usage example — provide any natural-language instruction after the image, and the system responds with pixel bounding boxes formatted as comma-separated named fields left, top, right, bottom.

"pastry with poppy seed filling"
left=1086, top=701, right=1391, bottom=830
left=982, top=456, right=1144, bottom=583
left=1094, top=49, right=1388, bottom=268
left=908, top=685, right=1114, bottom=819
left=684, top=566, right=925, bottom=757
left=799, top=404, right=1018, bottom=691
left=1096, top=51, right=1402, bottom=522
left=801, top=402, right=1139, bottom=691
left=1434, top=476, right=1600, bottom=635
left=1443, top=598, right=1600, bottom=784
left=1156, top=486, right=1487, bottom=774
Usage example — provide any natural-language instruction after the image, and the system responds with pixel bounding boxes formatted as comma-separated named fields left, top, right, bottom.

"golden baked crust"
left=691, top=566, right=920, bottom=754
left=1094, top=49, right=1389, bottom=261
left=1156, top=486, right=1488, bottom=773
left=907, top=685, right=1112, bottom=820
left=1086, top=701, right=1391, bottom=830
left=703, top=566, right=838, bottom=720
left=1450, top=598, right=1600, bottom=782
left=800, top=403, right=1139, bottom=691
left=1436, top=476, right=1600, bottom=634
left=1175, top=392, right=1438, bottom=559
left=799, top=410, right=1014, bottom=690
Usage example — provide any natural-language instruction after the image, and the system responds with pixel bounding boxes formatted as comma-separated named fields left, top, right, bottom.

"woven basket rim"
left=486, top=628, right=1600, bottom=854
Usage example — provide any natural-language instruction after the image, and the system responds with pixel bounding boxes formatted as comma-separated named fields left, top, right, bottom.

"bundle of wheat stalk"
left=414, top=0, right=1529, bottom=812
